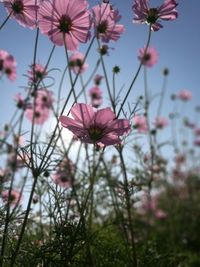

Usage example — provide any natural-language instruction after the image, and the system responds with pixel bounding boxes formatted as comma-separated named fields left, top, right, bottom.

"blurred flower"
left=88, top=86, right=103, bottom=108
left=52, top=157, right=75, bottom=188
left=0, top=49, right=16, bottom=81
left=92, top=3, right=125, bottom=42
left=2, top=0, right=39, bottom=28
left=175, top=154, right=186, bottom=165
left=60, top=103, right=130, bottom=146
left=39, top=0, right=91, bottom=50
left=1, top=190, right=21, bottom=206
left=184, top=118, right=195, bottom=129
left=194, top=139, right=200, bottom=147
left=25, top=105, right=50, bottom=124
left=28, top=63, right=47, bottom=83
left=69, top=52, right=88, bottom=74
left=177, top=90, right=192, bottom=101
left=154, top=209, right=167, bottom=219
left=94, top=74, right=103, bottom=86
left=194, top=128, right=200, bottom=136
left=153, top=117, right=168, bottom=129
left=138, top=47, right=158, bottom=67
left=35, top=89, right=54, bottom=109
left=132, top=0, right=178, bottom=31
left=133, top=115, right=148, bottom=133
left=14, top=93, right=27, bottom=109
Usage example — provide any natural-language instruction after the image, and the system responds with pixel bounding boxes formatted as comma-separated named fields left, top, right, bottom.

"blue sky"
left=0, top=0, right=200, bottom=151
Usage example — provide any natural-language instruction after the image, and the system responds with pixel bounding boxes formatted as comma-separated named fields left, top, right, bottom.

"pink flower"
left=153, top=117, right=168, bottom=129
left=132, top=0, right=178, bottom=31
left=155, top=209, right=167, bottom=219
left=14, top=93, right=27, bottom=109
left=0, top=49, right=16, bottom=81
left=1, top=190, right=21, bottom=206
left=25, top=105, right=50, bottom=124
left=177, top=90, right=192, bottom=101
left=88, top=86, right=103, bottom=108
left=194, top=128, right=200, bottom=136
left=35, top=89, right=54, bottom=109
left=94, top=74, right=103, bottom=86
left=28, top=63, right=47, bottom=83
left=52, top=157, right=75, bottom=188
left=39, top=0, right=91, bottom=50
left=69, top=52, right=88, bottom=74
left=92, top=3, right=125, bottom=42
left=133, top=115, right=148, bottom=133
left=138, top=47, right=158, bottom=67
left=2, top=0, right=39, bottom=29
left=59, top=103, right=130, bottom=146
left=194, top=139, right=200, bottom=147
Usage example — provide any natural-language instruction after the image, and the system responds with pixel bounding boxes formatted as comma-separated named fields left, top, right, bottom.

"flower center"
left=58, top=15, right=72, bottom=33
left=35, top=111, right=41, bottom=118
left=5, top=68, right=12, bottom=75
left=97, top=20, right=108, bottom=34
left=91, top=93, right=98, bottom=99
left=0, top=60, right=3, bottom=71
left=147, top=8, right=159, bottom=24
left=12, top=0, right=24, bottom=14
left=88, top=127, right=103, bottom=142
left=143, top=53, right=151, bottom=62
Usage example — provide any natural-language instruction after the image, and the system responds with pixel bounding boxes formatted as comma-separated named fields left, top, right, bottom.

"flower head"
left=153, top=117, right=168, bottom=129
left=132, top=0, right=178, bottom=31
left=35, top=89, right=54, bottom=109
left=69, top=52, right=88, bottom=74
left=52, top=157, right=75, bottom=188
left=28, top=63, right=47, bottom=83
left=3, top=0, right=39, bottom=28
left=138, top=47, right=158, bottom=67
left=88, top=86, right=103, bottom=108
left=25, top=105, right=50, bottom=124
left=94, top=74, right=103, bottom=85
left=92, top=3, right=125, bottom=42
left=177, top=90, right=192, bottom=101
left=60, top=103, right=130, bottom=146
left=133, top=115, right=148, bottom=133
left=39, top=0, right=91, bottom=50
left=1, top=190, right=21, bottom=206
left=0, top=49, right=16, bottom=81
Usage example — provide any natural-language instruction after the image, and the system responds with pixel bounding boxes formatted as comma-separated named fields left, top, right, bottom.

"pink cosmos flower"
left=94, top=74, right=103, bottom=86
left=194, top=139, right=200, bottom=147
left=88, top=86, right=103, bottom=108
left=25, top=105, right=50, bottom=124
left=132, top=0, right=178, bottom=31
left=177, top=90, right=192, bottom=101
left=155, top=209, right=167, bottom=219
left=69, top=52, right=88, bottom=74
left=92, top=3, right=125, bottom=42
left=1, top=190, right=21, bottom=206
left=138, top=47, right=158, bottom=67
left=28, top=63, right=47, bottom=83
left=52, top=157, right=75, bottom=188
left=194, top=128, right=200, bottom=136
left=59, top=103, right=130, bottom=146
left=153, top=117, right=168, bottom=129
left=2, top=0, right=39, bottom=29
left=133, top=115, right=148, bottom=133
left=14, top=93, right=27, bottom=109
left=35, top=89, right=54, bottom=109
left=39, top=0, right=91, bottom=50
left=0, top=49, right=16, bottom=81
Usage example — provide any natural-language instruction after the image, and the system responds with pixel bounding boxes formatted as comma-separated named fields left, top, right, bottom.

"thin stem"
left=117, top=26, right=152, bottom=118
left=0, top=12, right=12, bottom=31
left=118, top=147, right=137, bottom=267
